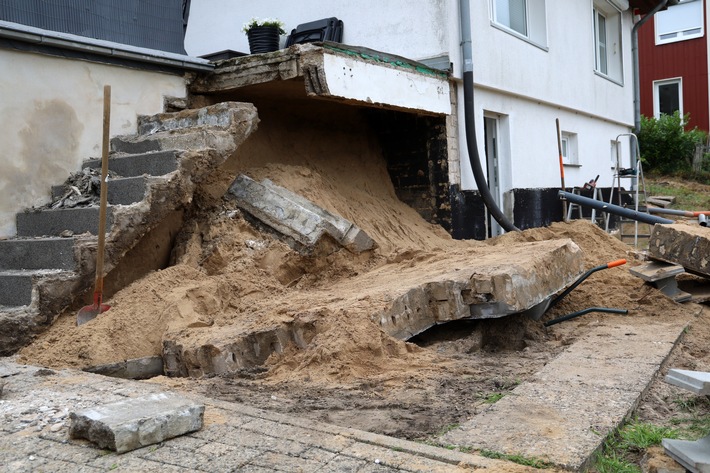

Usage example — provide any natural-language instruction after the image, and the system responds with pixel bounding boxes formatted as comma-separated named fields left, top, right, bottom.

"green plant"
left=594, top=450, right=640, bottom=473
left=241, top=17, right=286, bottom=35
left=638, top=112, right=707, bottom=174
left=618, top=422, right=677, bottom=450
left=480, top=449, right=554, bottom=469
left=592, top=420, right=679, bottom=472
left=483, top=393, right=505, bottom=404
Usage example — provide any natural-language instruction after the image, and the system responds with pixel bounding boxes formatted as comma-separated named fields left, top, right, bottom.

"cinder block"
left=0, top=238, right=75, bottom=270
left=665, top=369, right=710, bottom=395
left=16, top=207, right=113, bottom=237
left=85, top=151, right=179, bottom=177
left=69, top=392, right=204, bottom=453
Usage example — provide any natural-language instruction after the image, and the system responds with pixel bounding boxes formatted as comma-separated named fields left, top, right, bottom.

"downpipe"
left=459, top=0, right=519, bottom=232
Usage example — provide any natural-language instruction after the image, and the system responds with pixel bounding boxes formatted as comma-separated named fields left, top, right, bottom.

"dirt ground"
left=17, top=130, right=710, bottom=463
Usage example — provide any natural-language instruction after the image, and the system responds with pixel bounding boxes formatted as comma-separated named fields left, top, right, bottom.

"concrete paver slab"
left=69, top=392, right=205, bottom=453
left=649, top=224, right=710, bottom=278
left=441, top=320, right=689, bottom=471
left=665, top=368, right=710, bottom=395
left=662, top=435, right=710, bottom=473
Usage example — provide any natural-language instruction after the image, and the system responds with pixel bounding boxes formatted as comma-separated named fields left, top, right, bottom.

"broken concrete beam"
left=649, top=224, right=710, bottom=278
left=111, top=102, right=255, bottom=156
left=69, top=392, right=204, bottom=453
left=665, top=369, right=710, bottom=395
left=662, top=435, right=710, bottom=473
left=228, top=174, right=375, bottom=254
left=84, top=356, right=164, bottom=380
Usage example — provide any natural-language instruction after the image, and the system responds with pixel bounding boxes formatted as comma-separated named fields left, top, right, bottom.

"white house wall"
left=0, top=49, right=186, bottom=237
left=186, top=0, right=634, bottom=194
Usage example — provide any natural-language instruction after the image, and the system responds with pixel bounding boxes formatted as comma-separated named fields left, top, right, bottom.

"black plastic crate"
left=286, top=17, right=343, bottom=47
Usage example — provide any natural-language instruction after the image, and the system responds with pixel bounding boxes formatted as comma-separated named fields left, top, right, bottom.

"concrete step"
left=84, top=150, right=178, bottom=177
left=16, top=206, right=114, bottom=237
left=0, top=237, right=76, bottom=271
left=52, top=176, right=149, bottom=206
left=0, top=270, right=34, bottom=306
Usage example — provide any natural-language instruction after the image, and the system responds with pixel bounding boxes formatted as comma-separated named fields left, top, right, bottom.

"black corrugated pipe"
left=459, top=0, right=519, bottom=232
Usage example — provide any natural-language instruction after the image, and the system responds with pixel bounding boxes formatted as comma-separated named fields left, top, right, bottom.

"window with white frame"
left=561, top=132, right=579, bottom=166
left=655, top=0, right=704, bottom=45
left=491, top=0, right=547, bottom=47
left=653, top=78, right=683, bottom=118
left=593, top=1, right=623, bottom=83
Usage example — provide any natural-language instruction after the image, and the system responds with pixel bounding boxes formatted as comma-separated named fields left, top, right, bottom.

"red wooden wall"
left=637, top=1, right=709, bottom=132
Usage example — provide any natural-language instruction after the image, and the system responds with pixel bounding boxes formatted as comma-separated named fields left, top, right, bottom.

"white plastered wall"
left=0, top=49, right=187, bottom=237
left=185, top=0, right=635, bottom=195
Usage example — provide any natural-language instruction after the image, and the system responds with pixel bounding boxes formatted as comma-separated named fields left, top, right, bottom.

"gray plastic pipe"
left=459, top=0, right=519, bottom=232
left=560, top=191, right=673, bottom=225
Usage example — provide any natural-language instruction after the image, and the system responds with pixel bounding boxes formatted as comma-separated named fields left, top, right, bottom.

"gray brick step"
left=52, top=176, right=148, bottom=206
left=0, top=269, right=72, bottom=308
left=16, top=206, right=114, bottom=237
left=84, top=150, right=178, bottom=177
left=0, top=238, right=76, bottom=271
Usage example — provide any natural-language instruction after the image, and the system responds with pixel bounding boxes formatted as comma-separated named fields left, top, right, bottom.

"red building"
left=638, top=0, right=709, bottom=132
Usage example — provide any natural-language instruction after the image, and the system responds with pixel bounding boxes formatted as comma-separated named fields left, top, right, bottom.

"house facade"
left=638, top=0, right=708, bottom=132
left=186, top=0, right=643, bottom=237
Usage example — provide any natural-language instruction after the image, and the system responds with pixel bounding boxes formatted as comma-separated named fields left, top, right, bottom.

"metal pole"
left=559, top=190, right=673, bottom=225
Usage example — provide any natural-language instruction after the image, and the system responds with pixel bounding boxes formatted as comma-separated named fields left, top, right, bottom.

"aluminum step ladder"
left=604, top=133, right=650, bottom=248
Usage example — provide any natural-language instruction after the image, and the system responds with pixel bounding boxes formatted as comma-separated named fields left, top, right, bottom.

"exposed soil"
left=16, top=110, right=710, bottom=468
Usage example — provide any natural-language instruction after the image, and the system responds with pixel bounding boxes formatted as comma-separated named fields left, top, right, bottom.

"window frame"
left=653, top=77, right=683, bottom=119
left=490, top=0, right=548, bottom=50
left=654, top=0, right=704, bottom=46
left=592, top=0, right=624, bottom=85
left=561, top=131, right=579, bottom=166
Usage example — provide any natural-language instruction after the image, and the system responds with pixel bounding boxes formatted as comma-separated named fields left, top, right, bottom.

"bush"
left=638, top=112, right=707, bottom=174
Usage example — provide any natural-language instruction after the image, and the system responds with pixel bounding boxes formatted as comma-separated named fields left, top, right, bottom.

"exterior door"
left=484, top=116, right=502, bottom=237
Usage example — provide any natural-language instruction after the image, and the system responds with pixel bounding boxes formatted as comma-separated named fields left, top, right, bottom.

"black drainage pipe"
left=459, top=0, right=519, bottom=233
left=544, top=307, right=628, bottom=327
left=559, top=191, right=673, bottom=225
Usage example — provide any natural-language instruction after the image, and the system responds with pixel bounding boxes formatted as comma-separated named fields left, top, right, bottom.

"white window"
left=653, top=78, right=683, bottom=118
left=655, top=0, right=704, bottom=45
left=491, top=0, right=548, bottom=47
left=593, top=1, right=623, bottom=83
left=561, top=132, right=579, bottom=166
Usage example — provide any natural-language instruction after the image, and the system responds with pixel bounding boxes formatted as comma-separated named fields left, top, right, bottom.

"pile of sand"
left=18, top=111, right=688, bottom=383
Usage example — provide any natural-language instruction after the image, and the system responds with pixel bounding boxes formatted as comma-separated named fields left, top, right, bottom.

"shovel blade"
left=77, top=304, right=110, bottom=326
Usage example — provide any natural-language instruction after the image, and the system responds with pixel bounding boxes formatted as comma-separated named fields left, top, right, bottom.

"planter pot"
left=247, top=26, right=280, bottom=54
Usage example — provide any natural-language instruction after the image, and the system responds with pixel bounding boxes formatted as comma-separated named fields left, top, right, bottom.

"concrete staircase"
left=0, top=101, right=258, bottom=355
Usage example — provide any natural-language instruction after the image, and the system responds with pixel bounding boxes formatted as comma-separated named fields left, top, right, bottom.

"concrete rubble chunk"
left=84, top=356, right=164, bottom=380
left=662, top=435, right=710, bottom=473
left=69, top=392, right=205, bottom=453
left=649, top=224, right=710, bottom=278
left=665, top=369, right=710, bottom=395
left=228, top=174, right=376, bottom=254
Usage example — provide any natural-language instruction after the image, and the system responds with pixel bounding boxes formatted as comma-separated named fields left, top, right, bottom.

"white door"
left=484, top=116, right=502, bottom=237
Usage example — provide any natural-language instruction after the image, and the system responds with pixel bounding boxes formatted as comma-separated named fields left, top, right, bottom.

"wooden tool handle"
left=95, top=85, right=111, bottom=291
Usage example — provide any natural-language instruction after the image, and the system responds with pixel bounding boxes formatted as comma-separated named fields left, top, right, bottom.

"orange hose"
left=607, top=259, right=627, bottom=268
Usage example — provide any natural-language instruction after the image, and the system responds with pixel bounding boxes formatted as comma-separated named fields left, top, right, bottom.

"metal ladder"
left=604, top=133, right=650, bottom=248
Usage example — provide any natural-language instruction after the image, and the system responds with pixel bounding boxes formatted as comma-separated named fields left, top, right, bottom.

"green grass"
left=483, top=393, right=505, bottom=404
left=592, top=420, right=679, bottom=472
left=480, top=449, right=555, bottom=469
left=669, top=395, right=710, bottom=438
left=645, top=179, right=710, bottom=209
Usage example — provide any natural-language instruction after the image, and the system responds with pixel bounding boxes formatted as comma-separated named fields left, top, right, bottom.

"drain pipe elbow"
left=459, top=0, right=519, bottom=233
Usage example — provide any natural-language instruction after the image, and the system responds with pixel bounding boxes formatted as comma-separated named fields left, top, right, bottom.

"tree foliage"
left=638, top=112, right=707, bottom=174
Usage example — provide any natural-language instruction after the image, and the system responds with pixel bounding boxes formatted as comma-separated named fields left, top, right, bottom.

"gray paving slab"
left=0, top=360, right=534, bottom=473
left=69, top=393, right=205, bottom=453
left=441, top=320, right=690, bottom=471
left=662, top=435, right=710, bottom=473
left=665, top=369, right=710, bottom=395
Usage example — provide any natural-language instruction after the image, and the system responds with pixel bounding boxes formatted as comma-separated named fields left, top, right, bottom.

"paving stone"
left=69, top=392, right=205, bottom=453
left=665, top=369, right=710, bottom=395
left=662, top=435, right=710, bottom=473
left=318, top=454, right=369, bottom=472
left=249, top=451, right=324, bottom=472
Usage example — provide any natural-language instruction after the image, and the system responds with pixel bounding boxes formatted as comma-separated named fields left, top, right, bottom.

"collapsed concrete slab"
left=228, top=174, right=375, bottom=254
left=440, top=320, right=690, bottom=471
left=649, top=224, right=710, bottom=278
left=69, top=392, right=205, bottom=453
left=162, top=239, right=585, bottom=377
left=84, top=356, right=164, bottom=380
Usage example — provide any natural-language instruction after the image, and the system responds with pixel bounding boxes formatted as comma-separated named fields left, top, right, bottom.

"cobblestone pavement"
left=0, top=360, right=537, bottom=472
